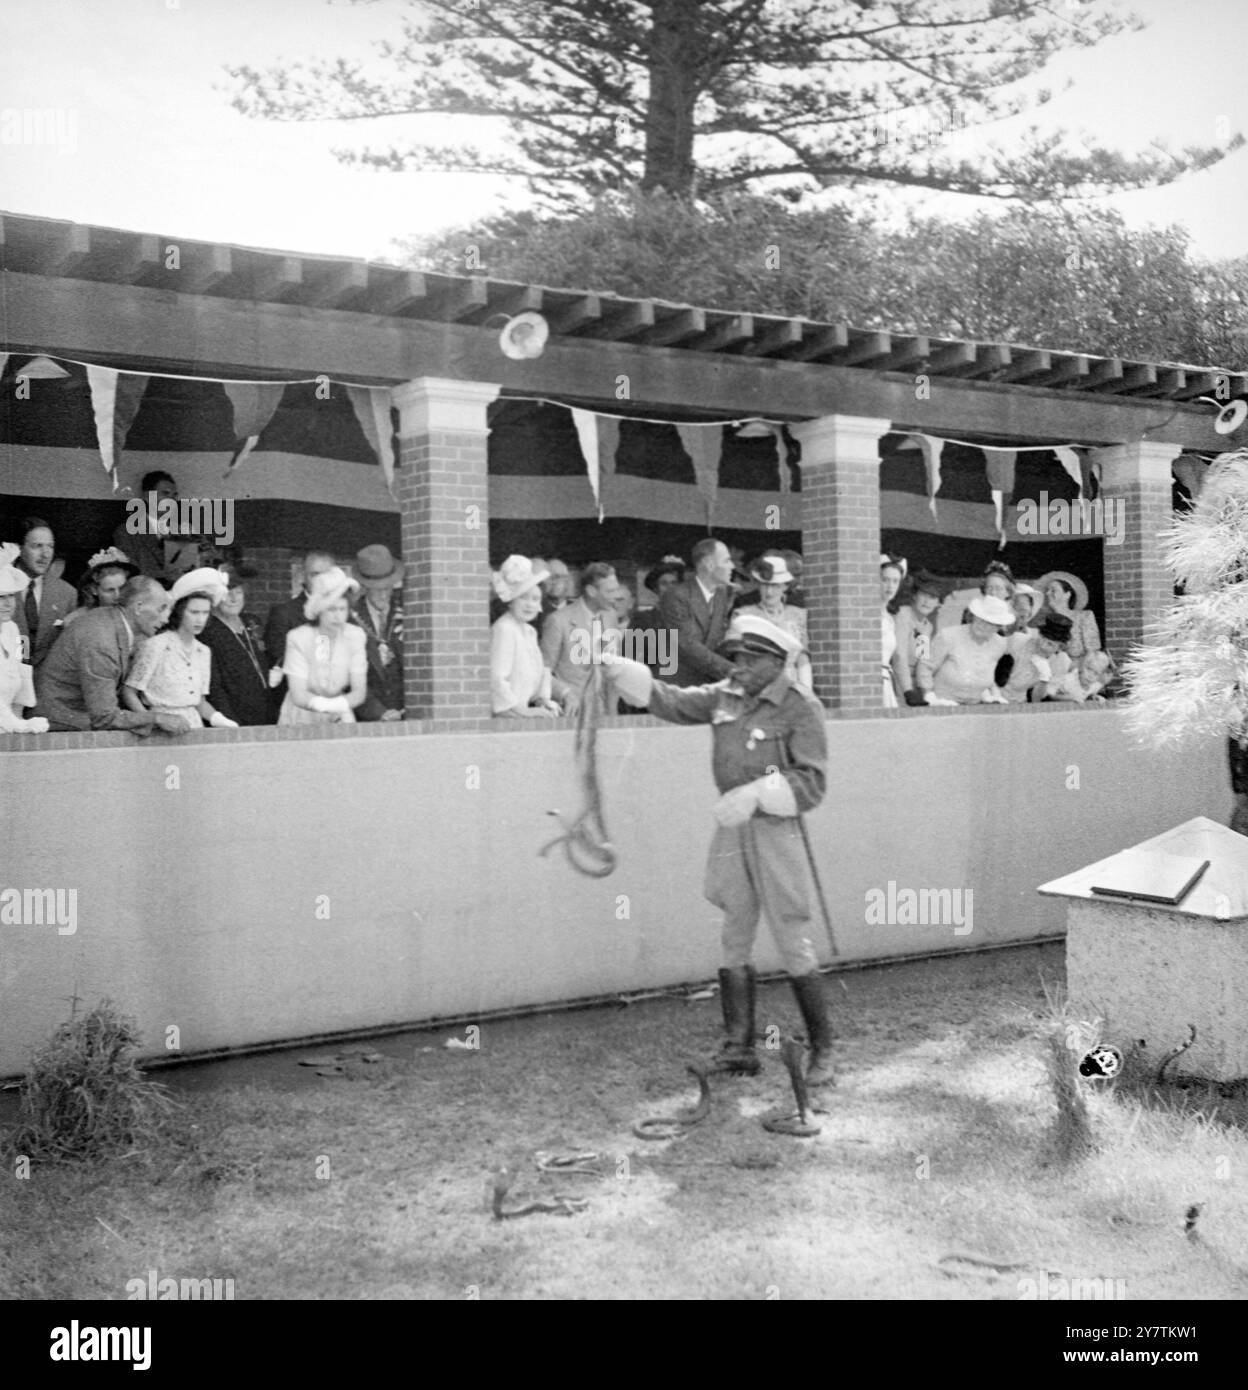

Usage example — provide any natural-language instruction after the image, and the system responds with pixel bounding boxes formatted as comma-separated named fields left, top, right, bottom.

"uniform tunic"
left=647, top=671, right=828, bottom=975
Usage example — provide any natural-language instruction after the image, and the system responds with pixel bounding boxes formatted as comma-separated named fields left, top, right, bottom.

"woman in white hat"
left=490, top=556, right=569, bottom=717
left=277, top=566, right=368, bottom=725
left=914, top=593, right=1014, bottom=704
left=734, top=554, right=813, bottom=694
left=122, top=567, right=239, bottom=731
left=1010, top=582, right=1043, bottom=635
left=0, top=543, right=50, bottom=733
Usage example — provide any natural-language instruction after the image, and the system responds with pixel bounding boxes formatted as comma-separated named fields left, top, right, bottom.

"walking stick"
left=774, top=733, right=839, bottom=961
left=795, top=812, right=839, bottom=960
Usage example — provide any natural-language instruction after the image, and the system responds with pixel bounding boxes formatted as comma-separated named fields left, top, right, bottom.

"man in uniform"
left=603, top=612, right=836, bottom=1086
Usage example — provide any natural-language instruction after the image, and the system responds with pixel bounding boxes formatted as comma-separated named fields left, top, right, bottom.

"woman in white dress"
left=734, top=555, right=813, bottom=693
left=123, top=567, right=238, bottom=732
left=0, top=543, right=49, bottom=734
left=880, top=555, right=905, bottom=708
left=278, top=566, right=369, bottom=725
left=490, top=555, right=570, bottom=717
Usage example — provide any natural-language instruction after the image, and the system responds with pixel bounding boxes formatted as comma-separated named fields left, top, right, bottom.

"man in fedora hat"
left=351, top=544, right=405, bottom=721
left=602, top=612, right=837, bottom=1087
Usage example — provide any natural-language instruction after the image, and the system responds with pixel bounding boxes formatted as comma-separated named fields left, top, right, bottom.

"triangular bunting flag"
left=901, top=434, right=944, bottom=519
left=347, top=387, right=398, bottom=499
left=571, top=408, right=605, bottom=522
left=676, top=424, right=723, bottom=529
left=223, top=382, right=286, bottom=476
left=598, top=414, right=620, bottom=503
left=1053, top=446, right=1083, bottom=499
left=86, top=366, right=149, bottom=491
left=983, top=448, right=1017, bottom=550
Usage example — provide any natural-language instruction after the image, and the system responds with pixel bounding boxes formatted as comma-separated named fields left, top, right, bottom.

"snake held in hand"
left=539, top=665, right=617, bottom=878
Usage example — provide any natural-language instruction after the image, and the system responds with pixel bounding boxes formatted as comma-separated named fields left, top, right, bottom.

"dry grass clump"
left=4, top=999, right=183, bottom=1164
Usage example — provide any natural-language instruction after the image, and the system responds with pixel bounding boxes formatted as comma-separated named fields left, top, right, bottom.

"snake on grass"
left=491, top=1168, right=589, bottom=1220
left=633, top=1065, right=714, bottom=1140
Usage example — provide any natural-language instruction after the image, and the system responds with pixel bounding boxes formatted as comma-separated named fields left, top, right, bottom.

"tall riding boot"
left=710, top=966, right=761, bottom=1076
left=790, top=972, right=836, bottom=1087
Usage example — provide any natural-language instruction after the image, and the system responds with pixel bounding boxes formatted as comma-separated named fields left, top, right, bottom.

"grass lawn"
left=3, top=941, right=1248, bottom=1300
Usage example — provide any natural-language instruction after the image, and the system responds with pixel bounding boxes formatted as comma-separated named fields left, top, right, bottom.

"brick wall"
left=1095, top=442, right=1183, bottom=664
left=793, top=416, right=889, bottom=713
left=397, top=429, right=491, bottom=720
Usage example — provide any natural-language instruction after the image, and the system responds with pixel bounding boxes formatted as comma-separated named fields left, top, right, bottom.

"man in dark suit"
left=659, top=536, right=736, bottom=686
left=33, top=576, right=186, bottom=734
left=264, top=549, right=336, bottom=674
left=111, top=470, right=203, bottom=586
left=351, top=544, right=405, bottom=721
left=11, top=517, right=77, bottom=673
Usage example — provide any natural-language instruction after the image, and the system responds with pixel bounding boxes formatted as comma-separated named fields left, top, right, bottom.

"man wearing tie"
left=11, top=517, right=77, bottom=673
left=34, top=576, right=186, bottom=735
left=659, top=537, right=736, bottom=687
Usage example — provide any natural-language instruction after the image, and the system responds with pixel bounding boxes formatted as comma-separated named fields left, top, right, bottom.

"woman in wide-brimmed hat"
left=277, top=566, right=368, bottom=725
left=915, top=593, right=1014, bottom=704
left=732, top=554, right=813, bottom=693
left=0, top=543, right=50, bottom=733
left=122, top=567, right=238, bottom=731
left=489, top=556, right=570, bottom=717
left=1035, top=571, right=1101, bottom=662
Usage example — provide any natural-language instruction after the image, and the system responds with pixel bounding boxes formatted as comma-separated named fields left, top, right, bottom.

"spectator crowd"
left=2, top=467, right=1118, bottom=738
left=1, top=469, right=408, bottom=737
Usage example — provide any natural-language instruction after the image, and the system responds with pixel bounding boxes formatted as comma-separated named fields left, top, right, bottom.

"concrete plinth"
left=1040, top=817, right=1248, bottom=1082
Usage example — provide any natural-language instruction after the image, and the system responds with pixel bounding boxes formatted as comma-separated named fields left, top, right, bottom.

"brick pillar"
left=1091, top=440, right=1183, bottom=662
left=391, top=378, right=500, bottom=720
left=790, top=414, right=891, bottom=711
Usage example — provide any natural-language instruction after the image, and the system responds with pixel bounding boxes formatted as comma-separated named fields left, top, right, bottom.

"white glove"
left=17, top=716, right=49, bottom=734
left=753, top=772, right=798, bottom=817
left=268, top=667, right=284, bottom=689
left=979, top=687, right=1008, bottom=705
left=712, top=782, right=761, bottom=828
left=601, top=654, right=653, bottom=707
left=309, top=694, right=351, bottom=715
left=209, top=711, right=239, bottom=729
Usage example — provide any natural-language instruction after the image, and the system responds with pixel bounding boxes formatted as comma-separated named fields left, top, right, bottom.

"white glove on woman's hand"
left=208, top=712, right=239, bottom=729
left=308, top=695, right=350, bottom=715
left=17, top=716, right=49, bottom=734
left=268, top=667, right=284, bottom=688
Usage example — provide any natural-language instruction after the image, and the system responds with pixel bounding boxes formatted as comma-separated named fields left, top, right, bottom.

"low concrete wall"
left=0, top=706, right=1225, bottom=1074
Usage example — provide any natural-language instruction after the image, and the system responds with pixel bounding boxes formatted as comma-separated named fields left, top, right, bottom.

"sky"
left=0, top=0, right=1245, bottom=267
